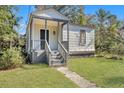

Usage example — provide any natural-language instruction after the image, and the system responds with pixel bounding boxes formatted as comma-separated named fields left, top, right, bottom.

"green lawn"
left=0, top=64, right=78, bottom=88
left=68, top=57, right=124, bottom=88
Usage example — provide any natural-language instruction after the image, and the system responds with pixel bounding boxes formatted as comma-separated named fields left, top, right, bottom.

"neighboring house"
left=26, top=8, right=95, bottom=66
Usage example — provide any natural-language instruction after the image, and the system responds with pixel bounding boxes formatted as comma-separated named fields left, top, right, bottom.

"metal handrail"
left=33, top=40, right=45, bottom=50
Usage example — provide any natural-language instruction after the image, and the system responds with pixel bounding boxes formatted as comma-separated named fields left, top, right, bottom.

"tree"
left=0, top=6, right=24, bottom=70
left=0, top=6, right=19, bottom=51
left=95, top=9, right=124, bottom=54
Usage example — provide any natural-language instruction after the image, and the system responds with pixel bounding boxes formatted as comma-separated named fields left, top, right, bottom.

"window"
left=79, top=30, right=86, bottom=45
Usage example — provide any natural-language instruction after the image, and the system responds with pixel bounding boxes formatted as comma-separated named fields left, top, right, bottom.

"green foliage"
left=58, top=5, right=93, bottom=26
left=0, top=48, right=23, bottom=70
left=109, top=43, right=124, bottom=55
left=0, top=64, right=78, bottom=88
left=52, top=5, right=82, bottom=24
left=69, top=57, right=124, bottom=87
left=95, top=9, right=124, bottom=54
left=96, top=53, right=123, bottom=60
left=19, top=34, right=26, bottom=49
left=0, top=5, right=19, bottom=51
left=0, top=6, right=24, bottom=70
left=104, top=54, right=123, bottom=60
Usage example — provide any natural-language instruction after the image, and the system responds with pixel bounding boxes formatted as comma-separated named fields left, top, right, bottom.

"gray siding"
left=63, top=24, right=95, bottom=54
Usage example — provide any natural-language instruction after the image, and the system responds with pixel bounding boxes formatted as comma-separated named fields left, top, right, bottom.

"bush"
left=110, top=55, right=123, bottom=60
left=96, top=53, right=123, bottom=60
left=95, top=52, right=107, bottom=57
left=0, top=48, right=23, bottom=70
left=105, top=55, right=123, bottom=60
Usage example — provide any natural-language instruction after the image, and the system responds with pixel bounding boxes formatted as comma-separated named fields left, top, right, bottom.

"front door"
left=40, top=29, right=49, bottom=49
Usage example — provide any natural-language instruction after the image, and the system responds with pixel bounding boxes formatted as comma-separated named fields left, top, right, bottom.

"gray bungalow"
left=26, top=8, right=95, bottom=66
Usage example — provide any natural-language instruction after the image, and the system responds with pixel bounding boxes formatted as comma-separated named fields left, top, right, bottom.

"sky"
left=16, top=5, right=35, bottom=35
left=17, top=5, right=124, bottom=35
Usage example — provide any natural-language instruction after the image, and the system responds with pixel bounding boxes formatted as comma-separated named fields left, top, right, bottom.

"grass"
left=0, top=64, right=78, bottom=88
left=68, top=57, right=124, bottom=88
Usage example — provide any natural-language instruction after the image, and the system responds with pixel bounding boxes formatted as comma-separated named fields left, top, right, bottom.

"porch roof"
left=31, top=8, right=69, bottom=22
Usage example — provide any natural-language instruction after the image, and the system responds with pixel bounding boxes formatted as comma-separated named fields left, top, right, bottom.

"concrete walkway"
left=56, top=67, right=96, bottom=88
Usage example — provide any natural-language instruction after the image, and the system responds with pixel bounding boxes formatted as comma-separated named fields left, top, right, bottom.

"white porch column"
left=32, top=18, right=34, bottom=50
left=57, top=21, right=60, bottom=42
left=61, top=24, right=63, bottom=42
left=67, top=22, right=69, bottom=52
left=45, top=20, right=47, bottom=40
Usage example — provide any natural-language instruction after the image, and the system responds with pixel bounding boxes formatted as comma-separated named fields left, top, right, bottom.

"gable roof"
left=31, top=8, right=69, bottom=21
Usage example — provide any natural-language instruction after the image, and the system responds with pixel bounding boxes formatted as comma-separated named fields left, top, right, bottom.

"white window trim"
left=79, top=30, right=86, bottom=46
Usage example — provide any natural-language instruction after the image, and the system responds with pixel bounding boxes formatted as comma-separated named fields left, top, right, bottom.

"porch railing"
left=58, top=40, right=68, bottom=65
left=45, top=40, right=52, bottom=66
left=33, top=40, right=45, bottom=50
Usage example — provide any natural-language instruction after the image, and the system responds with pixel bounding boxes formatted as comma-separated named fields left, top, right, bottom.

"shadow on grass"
left=105, top=76, right=124, bottom=87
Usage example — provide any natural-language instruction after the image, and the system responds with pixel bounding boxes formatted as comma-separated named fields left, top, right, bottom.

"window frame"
left=79, top=30, right=86, bottom=46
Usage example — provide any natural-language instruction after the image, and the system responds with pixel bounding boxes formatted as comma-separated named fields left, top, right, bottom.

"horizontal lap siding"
left=63, top=27, right=67, bottom=41
left=63, top=24, right=95, bottom=53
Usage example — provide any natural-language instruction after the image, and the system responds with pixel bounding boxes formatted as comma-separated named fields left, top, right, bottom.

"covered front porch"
left=32, top=17, right=69, bottom=51
left=29, top=9, right=69, bottom=66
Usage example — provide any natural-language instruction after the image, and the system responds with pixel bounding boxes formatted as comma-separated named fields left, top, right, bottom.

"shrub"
left=104, top=54, right=123, bottom=60
left=95, top=52, right=107, bottom=57
left=0, top=48, right=23, bottom=70
left=96, top=53, right=123, bottom=60
left=110, top=55, right=123, bottom=60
